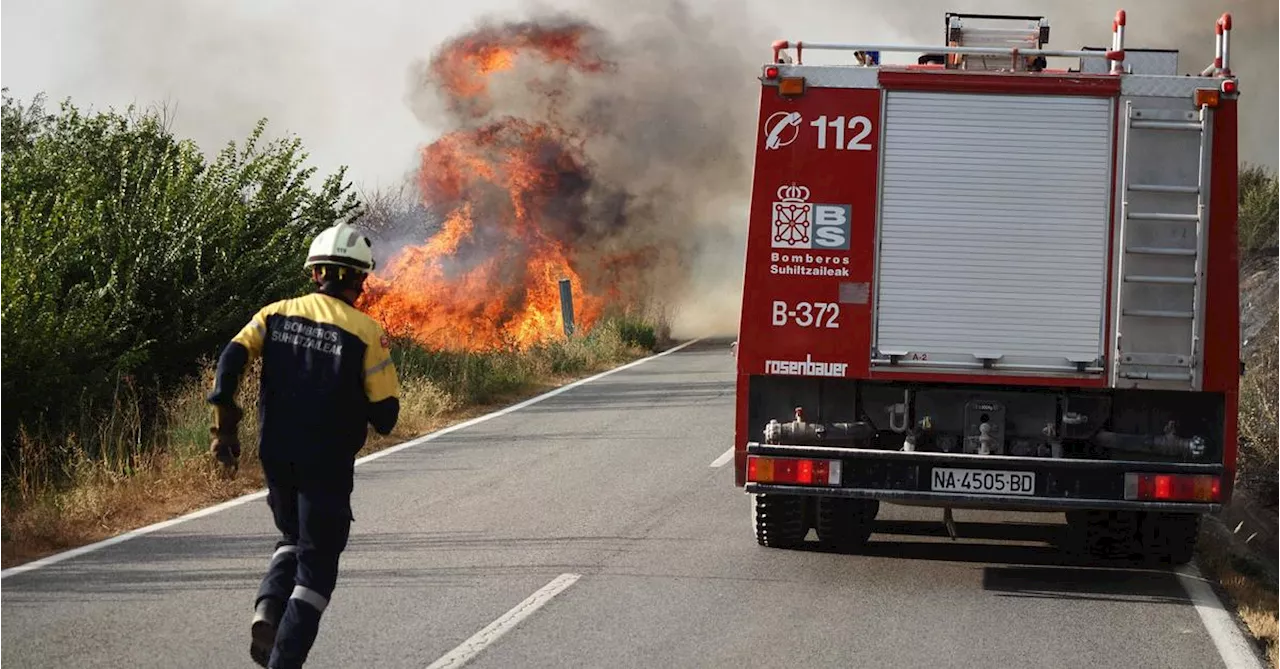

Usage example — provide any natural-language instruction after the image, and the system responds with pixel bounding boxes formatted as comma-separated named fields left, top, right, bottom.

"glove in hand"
left=210, top=403, right=244, bottom=472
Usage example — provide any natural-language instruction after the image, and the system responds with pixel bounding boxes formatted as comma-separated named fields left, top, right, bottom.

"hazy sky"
left=3, top=0, right=1275, bottom=191
left=6, top=0, right=1270, bottom=340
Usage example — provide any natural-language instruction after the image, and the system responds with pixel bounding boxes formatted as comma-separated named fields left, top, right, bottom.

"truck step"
left=1125, top=246, right=1197, bottom=257
left=1119, top=370, right=1194, bottom=381
left=1128, top=183, right=1199, bottom=194
left=1122, top=309, right=1195, bottom=319
left=1118, top=352, right=1192, bottom=366
left=1131, top=120, right=1203, bottom=131
left=1125, top=212, right=1200, bottom=222
left=1124, top=275, right=1196, bottom=285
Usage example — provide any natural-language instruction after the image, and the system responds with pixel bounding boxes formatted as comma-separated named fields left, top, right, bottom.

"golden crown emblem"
left=776, top=183, right=811, bottom=202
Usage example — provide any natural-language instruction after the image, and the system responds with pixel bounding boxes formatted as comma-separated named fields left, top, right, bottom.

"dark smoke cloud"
left=392, top=0, right=769, bottom=338
left=394, top=0, right=1275, bottom=340
left=9, top=0, right=1267, bottom=341
left=565, top=0, right=769, bottom=336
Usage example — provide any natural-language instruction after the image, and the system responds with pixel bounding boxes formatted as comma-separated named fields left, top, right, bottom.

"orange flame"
left=358, top=24, right=615, bottom=351
left=429, top=22, right=608, bottom=119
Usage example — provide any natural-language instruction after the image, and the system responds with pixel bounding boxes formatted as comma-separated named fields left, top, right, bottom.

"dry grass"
left=1, top=322, right=656, bottom=568
left=1228, top=576, right=1280, bottom=668
left=2, top=365, right=268, bottom=566
left=1238, top=264, right=1279, bottom=504
left=1212, top=567, right=1277, bottom=667
left=1197, top=519, right=1280, bottom=667
left=1229, top=168, right=1279, bottom=668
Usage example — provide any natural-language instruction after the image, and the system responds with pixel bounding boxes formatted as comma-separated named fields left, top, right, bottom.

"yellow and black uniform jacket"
left=209, top=289, right=399, bottom=474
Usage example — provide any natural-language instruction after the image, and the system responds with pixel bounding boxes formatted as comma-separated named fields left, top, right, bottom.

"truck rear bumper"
left=744, top=442, right=1224, bottom=514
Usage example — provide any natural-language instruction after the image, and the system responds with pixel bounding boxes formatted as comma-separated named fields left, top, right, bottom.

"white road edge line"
left=425, top=573, right=581, bottom=669
left=1177, top=563, right=1267, bottom=669
left=709, top=447, right=735, bottom=468
left=355, top=337, right=702, bottom=468
left=0, top=338, right=704, bottom=580
left=0, top=490, right=269, bottom=580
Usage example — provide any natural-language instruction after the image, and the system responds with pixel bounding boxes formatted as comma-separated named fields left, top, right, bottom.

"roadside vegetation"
left=0, top=92, right=663, bottom=567
left=1197, top=518, right=1279, bottom=667
left=1194, top=161, right=1279, bottom=667
left=1237, top=165, right=1280, bottom=258
left=1235, top=164, right=1279, bottom=506
left=0, top=93, right=1275, bottom=663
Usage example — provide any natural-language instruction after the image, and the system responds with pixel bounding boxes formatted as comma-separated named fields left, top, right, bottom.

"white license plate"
left=930, top=468, right=1036, bottom=496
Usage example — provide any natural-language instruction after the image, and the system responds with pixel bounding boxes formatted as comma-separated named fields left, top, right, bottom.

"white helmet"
left=304, top=222, right=375, bottom=273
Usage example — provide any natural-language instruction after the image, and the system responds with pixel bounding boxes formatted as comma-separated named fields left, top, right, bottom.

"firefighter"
left=206, top=220, right=400, bottom=668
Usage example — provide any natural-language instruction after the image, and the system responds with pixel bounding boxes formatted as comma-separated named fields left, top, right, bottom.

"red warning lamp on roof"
left=1221, top=78, right=1238, bottom=95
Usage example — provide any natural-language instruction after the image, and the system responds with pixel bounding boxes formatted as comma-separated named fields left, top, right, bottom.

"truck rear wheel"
left=815, top=498, right=879, bottom=552
left=1067, top=510, right=1140, bottom=560
left=1137, top=512, right=1200, bottom=565
left=752, top=493, right=810, bottom=548
left=1066, top=510, right=1200, bottom=565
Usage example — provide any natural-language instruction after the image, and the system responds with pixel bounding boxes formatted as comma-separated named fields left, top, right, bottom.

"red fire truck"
left=735, top=10, right=1242, bottom=564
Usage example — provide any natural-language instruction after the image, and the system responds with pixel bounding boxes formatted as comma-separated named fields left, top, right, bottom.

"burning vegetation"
left=358, top=21, right=651, bottom=351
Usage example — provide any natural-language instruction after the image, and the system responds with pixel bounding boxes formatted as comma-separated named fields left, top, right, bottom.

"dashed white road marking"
left=709, top=447, right=735, bottom=468
left=425, top=573, right=581, bottom=669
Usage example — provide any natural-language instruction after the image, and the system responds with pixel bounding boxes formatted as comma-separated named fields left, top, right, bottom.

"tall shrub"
left=1238, top=163, right=1279, bottom=261
left=1, top=91, right=358, bottom=463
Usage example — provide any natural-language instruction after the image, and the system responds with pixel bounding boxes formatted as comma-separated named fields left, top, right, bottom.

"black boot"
left=250, top=598, right=284, bottom=668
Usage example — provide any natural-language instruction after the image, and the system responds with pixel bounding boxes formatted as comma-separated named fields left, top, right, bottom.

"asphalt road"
left=0, top=339, right=1256, bottom=668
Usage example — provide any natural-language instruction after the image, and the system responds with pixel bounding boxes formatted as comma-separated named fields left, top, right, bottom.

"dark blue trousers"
left=256, top=460, right=353, bottom=669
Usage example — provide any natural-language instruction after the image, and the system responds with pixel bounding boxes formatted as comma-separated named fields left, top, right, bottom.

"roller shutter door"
left=874, top=91, right=1114, bottom=372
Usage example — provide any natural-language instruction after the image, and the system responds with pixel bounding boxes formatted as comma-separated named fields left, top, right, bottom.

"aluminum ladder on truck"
left=1112, top=101, right=1212, bottom=390
left=944, top=13, right=1049, bottom=71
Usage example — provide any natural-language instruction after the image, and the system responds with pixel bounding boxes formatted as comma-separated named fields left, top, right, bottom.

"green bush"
left=391, top=344, right=536, bottom=406
left=613, top=316, right=658, bottom=352
left=1239, top=163, right=1279, bottom=260
left=0, top=91, right=357, bottom=467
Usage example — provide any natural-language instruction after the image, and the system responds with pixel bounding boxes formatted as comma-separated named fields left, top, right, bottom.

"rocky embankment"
left=1226, top=256, right=1278, bottom=565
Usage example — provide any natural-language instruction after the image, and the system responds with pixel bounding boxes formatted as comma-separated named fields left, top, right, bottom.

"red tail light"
left=1125, top=473, right=1220, bottom=502
left=763, top=65, right=780, bottom=79
left=746, top=455, right=841, bottom=486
